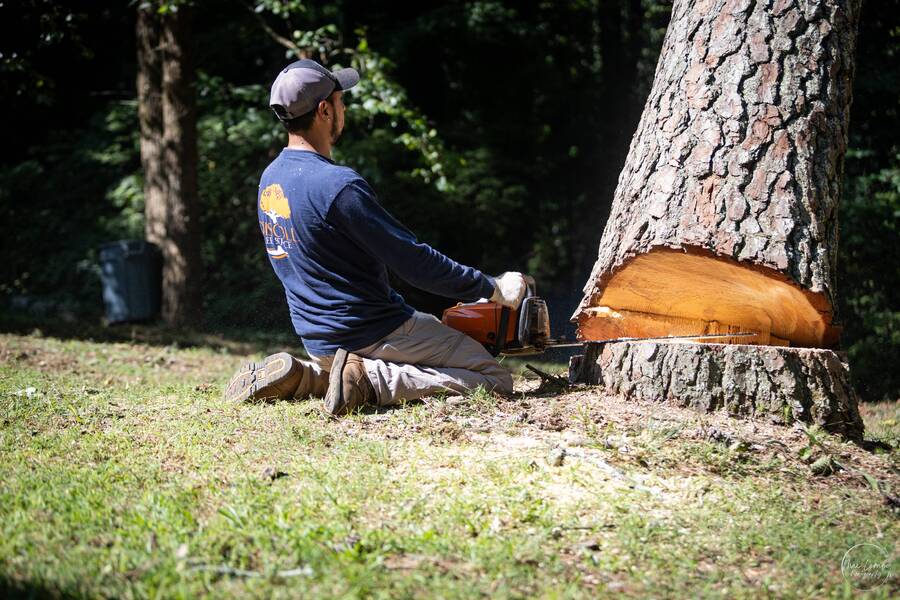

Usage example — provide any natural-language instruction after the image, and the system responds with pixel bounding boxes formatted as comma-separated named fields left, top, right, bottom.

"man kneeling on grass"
left=224, top=59, right=525, bottom=415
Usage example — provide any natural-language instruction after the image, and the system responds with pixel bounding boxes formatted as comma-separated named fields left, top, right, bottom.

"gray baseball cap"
left=269, top=59, right=359, bottom=122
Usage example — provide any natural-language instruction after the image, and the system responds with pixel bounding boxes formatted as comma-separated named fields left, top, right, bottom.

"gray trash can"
left=99, top=240, right=162, bottom=324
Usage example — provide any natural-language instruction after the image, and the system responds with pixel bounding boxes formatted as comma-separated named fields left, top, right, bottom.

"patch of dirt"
left=6, top=330, right=896, bottom=512
left=335, top=377, right=899, bottom=506
left=1, top=336, right=80, bottom=372
left=1, top=333, right=211, bottom=380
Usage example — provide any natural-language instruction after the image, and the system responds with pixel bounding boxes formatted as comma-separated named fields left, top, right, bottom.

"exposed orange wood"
left=576, top=250, right=828, bottom=347
left=579, top=306, right=789, bottom=346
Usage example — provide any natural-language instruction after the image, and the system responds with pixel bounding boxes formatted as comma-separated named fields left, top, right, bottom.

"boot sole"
left=323, top=348, right=349, bottom=415
left=224, top=352, right=300, bottom=403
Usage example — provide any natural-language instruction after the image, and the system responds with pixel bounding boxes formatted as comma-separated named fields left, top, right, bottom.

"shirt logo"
left=259, top=183, right=299, bottom=260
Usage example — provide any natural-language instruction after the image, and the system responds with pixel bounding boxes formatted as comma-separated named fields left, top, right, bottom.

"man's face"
left=328, top=90, right=346, bottom=144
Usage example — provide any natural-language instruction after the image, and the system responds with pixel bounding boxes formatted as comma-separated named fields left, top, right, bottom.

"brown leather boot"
left=224, top=352, right=314, bottom=403
left=324, top=349, right=376, bottom=416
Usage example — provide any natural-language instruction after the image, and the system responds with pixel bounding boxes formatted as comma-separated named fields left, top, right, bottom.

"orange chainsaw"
left=441, top=277, right=562, bottom=356
left=442, top=276, right=757, bottom=356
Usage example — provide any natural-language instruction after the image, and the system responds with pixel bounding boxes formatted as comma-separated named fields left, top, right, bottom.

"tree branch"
left=241, top=2, right=305, bottom=58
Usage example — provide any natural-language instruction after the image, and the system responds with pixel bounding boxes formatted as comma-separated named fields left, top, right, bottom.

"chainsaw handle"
left=523, top=275, right=536, bottom=299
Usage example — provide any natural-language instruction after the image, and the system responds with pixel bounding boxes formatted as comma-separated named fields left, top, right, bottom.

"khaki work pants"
left=294, top=311, right=514, bottom=405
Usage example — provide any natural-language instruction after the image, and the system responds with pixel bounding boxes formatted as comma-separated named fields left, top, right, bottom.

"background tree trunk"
left=573, top=0, right=861, bottom=349
left=136, top=7, right=166, bottom=249
left=569, top=0, right=864, bottom=437
left=160, top=7, right=202, bottom=326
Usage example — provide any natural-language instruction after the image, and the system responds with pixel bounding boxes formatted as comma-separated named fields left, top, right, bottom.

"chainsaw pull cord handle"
left=496, top=306, right=511, bottom=355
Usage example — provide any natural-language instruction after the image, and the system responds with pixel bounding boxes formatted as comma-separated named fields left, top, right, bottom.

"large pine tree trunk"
left=160, top=8, right=202, bottom=326
left=136, top=7, right=166, bottom=248
left=570, top=0, right=863, bottom=438
left=573, top=0, right=860, bottom=349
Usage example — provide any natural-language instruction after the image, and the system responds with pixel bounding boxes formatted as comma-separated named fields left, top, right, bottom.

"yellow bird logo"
left=260, top=184, right=291, bottom=223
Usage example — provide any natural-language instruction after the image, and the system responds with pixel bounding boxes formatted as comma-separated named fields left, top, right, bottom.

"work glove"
left=490, top=272, right=527, bottom=310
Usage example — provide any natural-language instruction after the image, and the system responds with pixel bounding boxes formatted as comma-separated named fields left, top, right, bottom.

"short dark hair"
left=281, top=92, right=335, bottom=134
left=282, top=109, right=317, bottom=134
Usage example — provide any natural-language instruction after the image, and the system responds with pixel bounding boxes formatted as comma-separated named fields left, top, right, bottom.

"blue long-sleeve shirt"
left=257, top=148, right=495, bottom=356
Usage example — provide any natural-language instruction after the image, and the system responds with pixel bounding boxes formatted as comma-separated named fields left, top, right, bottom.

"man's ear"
left=318, top=99, right=331, bottom=119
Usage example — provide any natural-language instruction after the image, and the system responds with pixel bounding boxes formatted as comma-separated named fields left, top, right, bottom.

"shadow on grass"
left=0, top=576, right=82, bottom=600
left=0, top=312, right=303, bottom=358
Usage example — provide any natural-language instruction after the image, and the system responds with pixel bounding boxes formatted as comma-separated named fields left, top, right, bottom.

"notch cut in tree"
left=573, top=0, right=859, bottom=350
left=570, top=0, right=863, bottom=439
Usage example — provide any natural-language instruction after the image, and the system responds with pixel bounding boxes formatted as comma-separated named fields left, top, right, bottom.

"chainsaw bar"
left=498, top=331, right=760, bottom=354
left=543, top=331, right=758, bottom=349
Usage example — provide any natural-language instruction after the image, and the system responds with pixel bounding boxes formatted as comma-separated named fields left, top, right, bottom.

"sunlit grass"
left=1, top=331, right=897, bottom=598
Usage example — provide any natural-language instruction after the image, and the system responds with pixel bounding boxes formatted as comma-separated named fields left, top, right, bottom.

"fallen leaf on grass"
left=176, top=543, right=189, bottom=559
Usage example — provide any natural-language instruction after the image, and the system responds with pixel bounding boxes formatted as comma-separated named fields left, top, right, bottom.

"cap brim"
left=332, top=68, right=360, bottom=91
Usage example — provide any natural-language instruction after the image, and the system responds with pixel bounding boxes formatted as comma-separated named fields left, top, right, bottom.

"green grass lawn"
left=1, top=329, right=898, bottom=598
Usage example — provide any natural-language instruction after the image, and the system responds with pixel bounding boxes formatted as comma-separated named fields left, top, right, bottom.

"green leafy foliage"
left=0, top=101, right=140, bottom=311
left=839, top=153, right=900, bottom=400
left=837, top=1, right=900, bottom=400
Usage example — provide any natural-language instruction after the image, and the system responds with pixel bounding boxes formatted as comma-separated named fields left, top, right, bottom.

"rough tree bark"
left=136, top=7, right=166, bottom=248
left=570, top=341, right=864, bottom=439
left=570, top=0, right=863, bottom=437
left=160, top=7, right=202, bottom=326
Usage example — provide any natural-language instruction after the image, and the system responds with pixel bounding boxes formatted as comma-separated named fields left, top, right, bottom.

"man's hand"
left=490, top=272, right=527, bottom=309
